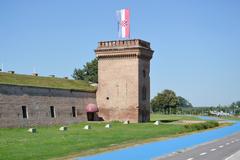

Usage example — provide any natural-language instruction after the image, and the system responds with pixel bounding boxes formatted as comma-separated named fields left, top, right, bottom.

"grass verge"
left=151, top=113, right=202, bottom=122
left=0, top=115, right=221, bottom=160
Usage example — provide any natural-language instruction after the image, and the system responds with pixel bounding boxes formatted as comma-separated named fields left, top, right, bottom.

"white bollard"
left=154, top=120, right=161, bottom=125
left=83, top=125, right=91, bottom=130
left=28, top=128, right=37, bottom=133
left=123, top=120, right=130, bottom=124
left=59, top=126, right=68, bottom=131
left=105, top=124, right=112, bottom=128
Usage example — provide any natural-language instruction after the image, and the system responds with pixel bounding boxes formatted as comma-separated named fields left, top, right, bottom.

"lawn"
left=151, top=113, right=202, bottom=121
left=0, top=115, right=217, bottom=160
left=0, top=72, right=96, bottom=92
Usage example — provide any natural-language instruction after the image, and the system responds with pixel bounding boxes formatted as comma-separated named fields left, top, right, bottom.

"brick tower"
left=95, top=39, right=153, bottom=122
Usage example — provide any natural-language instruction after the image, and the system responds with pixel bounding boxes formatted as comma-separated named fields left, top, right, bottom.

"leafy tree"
left=151, top=89, right=180, bottom=114
left=72, top=58, right=98, bottom=83
left=178, top=96, right=193, bottom=108
left=230, top=101, right=240, bottom=115
left=235, top=101, right=240, bottom=107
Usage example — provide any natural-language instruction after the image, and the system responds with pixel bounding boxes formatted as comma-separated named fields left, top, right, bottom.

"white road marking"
left=225, top=150, right=240, bottom=160
left=186, top=158, right=194, bottom=160
left=200, top=152, right=207, bottom=156
left=226, top=142, right=230, bottom=145
left=225, top=153, right=235, bottom=160
left=210, top=148, right=216, bottom=151
left=219, top=145, right=224, bottom=148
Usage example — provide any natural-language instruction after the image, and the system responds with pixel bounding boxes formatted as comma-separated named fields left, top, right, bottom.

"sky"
left=0, top=0, right=240, bottom=106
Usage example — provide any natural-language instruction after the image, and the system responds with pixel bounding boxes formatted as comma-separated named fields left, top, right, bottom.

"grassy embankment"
left=0, top=72, right=96, bottom=92
left=0, top=114, right=219, bottom=160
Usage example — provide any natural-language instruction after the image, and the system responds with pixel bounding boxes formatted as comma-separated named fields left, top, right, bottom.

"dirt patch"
left=176, top=120, right=206, bottom=124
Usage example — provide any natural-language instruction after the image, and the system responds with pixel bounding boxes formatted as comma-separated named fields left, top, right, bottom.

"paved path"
left=157, top=132, right=240, bottom=160
left=76, top=117, right=240, bottom=160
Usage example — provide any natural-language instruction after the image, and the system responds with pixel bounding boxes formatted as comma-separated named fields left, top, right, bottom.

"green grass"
left=151, top=113, right=202, bottom=122
left=0, top=115, right=219, bottom=160
left=0, top=72, right=96, bottom=92
left=184, top=121, right=219, bottom=131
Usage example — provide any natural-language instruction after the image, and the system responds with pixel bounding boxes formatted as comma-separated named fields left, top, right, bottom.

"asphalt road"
left=156, top=132, right=240, bottom=160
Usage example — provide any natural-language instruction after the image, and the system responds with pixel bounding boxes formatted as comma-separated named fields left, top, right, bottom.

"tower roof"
left=97, top=39, right=151, bottom=49
left=95, top=39, right=154, bottom=59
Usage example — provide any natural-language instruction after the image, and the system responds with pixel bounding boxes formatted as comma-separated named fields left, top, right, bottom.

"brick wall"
left=0, top=84, right=96, bottom=128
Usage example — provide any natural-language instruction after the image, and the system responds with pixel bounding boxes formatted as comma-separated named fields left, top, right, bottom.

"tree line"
left=180, top=102, right=240, bottom=116
left=150, top=89, right=240, bottom=116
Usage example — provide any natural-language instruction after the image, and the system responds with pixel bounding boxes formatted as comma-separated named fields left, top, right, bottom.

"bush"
left=184, top=121, right=219, bottom=131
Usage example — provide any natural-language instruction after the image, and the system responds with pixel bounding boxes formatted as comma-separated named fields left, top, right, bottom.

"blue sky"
left=0, top=0, right=240, bottom=106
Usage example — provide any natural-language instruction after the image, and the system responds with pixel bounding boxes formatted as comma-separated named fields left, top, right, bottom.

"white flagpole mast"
left=116, top=10, right=121, bottom=39
left=116, top=10, right=120, bottom=39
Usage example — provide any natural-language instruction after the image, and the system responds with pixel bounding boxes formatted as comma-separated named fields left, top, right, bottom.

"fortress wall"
left=0, top=84, right=96, bottom=127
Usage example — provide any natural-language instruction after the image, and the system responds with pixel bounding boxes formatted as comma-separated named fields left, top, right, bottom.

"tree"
left=151, top=89, right=180, bottom=114
left=72, top=58, right=98, bottom=83
left=230, top=101, right=240, bottom=115
left=235, top=101, right=240, bottom=107
left=178, top=96, right=193, bottom=108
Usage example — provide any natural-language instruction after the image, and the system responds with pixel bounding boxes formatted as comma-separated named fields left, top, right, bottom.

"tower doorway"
left=87, top=112, right=95, bottom=121
left=85, top=103, right=99, bottom=121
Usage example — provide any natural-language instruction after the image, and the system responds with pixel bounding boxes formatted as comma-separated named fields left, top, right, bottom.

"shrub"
left=184, top=121, right=219, bottom=131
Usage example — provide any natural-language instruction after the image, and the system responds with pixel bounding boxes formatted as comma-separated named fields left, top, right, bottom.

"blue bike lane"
left=76, top=116, right=240, bottom=160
